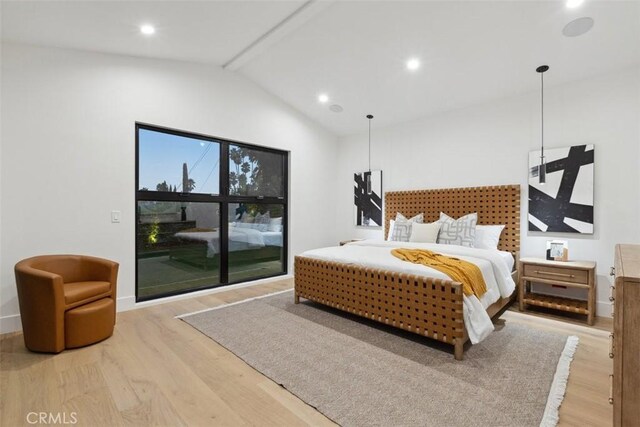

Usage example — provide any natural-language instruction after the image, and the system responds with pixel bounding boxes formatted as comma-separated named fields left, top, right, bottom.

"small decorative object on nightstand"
left=546, top=239, right=569, bottom=261
left=339, top=239, right=362, bottom=246
left=519, top=257, right=597, bottom=325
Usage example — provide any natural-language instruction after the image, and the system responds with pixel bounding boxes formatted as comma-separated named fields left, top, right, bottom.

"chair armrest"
left=79, top=256, right=119, bottom=299
left=14, top=264, right=66, bottom=352
left=15, top=265, right=64, bottom=294
left=14, top=266, right=65, bottom=306
left=79, top=256, right=118, bottom=281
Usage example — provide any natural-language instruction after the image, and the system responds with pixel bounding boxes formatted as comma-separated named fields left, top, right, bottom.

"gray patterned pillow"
left=437, top=212, right=477, bottom=247
left=390, top=213, right=424, bottom=242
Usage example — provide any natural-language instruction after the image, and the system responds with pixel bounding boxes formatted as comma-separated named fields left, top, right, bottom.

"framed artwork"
left=354, top=170, right=382, bottom=227
left=528, top=144, right=594, bottom=234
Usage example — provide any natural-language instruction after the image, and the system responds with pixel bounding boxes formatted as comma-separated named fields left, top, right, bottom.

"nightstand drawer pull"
left=609, top=375, right=614, bottom=404
left=609, top=333, right=614, bottom=358
left=534, top=270, right=575, bottom=278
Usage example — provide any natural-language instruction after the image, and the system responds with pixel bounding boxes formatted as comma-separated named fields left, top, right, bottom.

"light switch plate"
left=111, top=210, right=121, bottom=223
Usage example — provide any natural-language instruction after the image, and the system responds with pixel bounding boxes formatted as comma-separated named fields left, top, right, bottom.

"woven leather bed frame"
left=294, top=184, right=521, bottom=360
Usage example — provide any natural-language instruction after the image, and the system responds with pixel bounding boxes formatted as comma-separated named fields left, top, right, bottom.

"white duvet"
left=175, top=227, right=283, bottom=257
left=300, top=239, right=516, bottom=344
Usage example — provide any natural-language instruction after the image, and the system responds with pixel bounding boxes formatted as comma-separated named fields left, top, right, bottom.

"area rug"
left=180, top=290, right=578, bottom=427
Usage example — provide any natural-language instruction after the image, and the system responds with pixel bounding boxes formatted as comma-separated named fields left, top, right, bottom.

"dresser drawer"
left=523, top=264, right=589, bottom=284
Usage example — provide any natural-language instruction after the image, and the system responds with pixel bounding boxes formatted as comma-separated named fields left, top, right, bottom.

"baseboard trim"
left=0, top=314, right=22, bottom=335
left=596, top=301, right=612, bottom=318
left=124, top=274, right=294, bottom=311
left=0, top=274, right=294, bottom=335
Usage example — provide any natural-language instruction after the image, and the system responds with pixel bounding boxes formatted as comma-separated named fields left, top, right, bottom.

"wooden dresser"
left=611, top=244, right=640, bottom=426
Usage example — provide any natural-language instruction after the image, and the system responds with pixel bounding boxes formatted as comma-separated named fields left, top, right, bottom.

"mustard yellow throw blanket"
left=390, top=249, right=487, bottom=298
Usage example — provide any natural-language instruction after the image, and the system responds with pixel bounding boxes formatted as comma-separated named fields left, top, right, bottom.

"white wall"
left=336, top=66, right=640, bottom=316
left=0, top=43, right=339, bottom=332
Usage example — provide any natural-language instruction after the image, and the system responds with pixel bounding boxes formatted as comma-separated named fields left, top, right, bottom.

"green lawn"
left=137, top=254, right=283, bottom=299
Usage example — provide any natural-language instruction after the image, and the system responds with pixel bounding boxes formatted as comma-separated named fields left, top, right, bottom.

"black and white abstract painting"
left=528, top=144, right=594, bottom=234
left=354, top=170, right=382, bottom=227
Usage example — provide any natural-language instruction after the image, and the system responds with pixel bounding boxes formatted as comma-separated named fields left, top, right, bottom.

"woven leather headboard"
left=384, top=185, right=521, bottom=254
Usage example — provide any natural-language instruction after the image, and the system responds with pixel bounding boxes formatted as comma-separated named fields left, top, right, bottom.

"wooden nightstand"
left=339, top=239, right=362, bottom=246
left=519, top=257, right=597, bottom=325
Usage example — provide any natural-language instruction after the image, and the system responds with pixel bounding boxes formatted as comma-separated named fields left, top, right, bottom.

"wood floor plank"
left=116, top=315, right=248, bottom=426
left=257, top=380, right=335, bottom=426
left=1, top=279, right=612, bottom=427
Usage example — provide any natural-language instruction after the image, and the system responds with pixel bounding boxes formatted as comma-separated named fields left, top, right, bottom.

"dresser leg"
left=294, top=293, right=300, bottom=304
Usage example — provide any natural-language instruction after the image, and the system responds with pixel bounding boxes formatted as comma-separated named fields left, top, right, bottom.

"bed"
left=171, top=226, right=283, bottom=269
left=294, top=185, right=521, bottom=360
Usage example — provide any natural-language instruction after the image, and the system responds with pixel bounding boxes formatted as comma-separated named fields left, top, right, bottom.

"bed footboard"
left=294, top=256, right=467, bottom=360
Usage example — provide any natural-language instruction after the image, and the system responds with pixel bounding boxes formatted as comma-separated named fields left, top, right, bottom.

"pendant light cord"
left=368, top=119, right=371, bottom=172
left=366, top=114, right=373, bottom=172
left=541, top=71, right=544, bottom=162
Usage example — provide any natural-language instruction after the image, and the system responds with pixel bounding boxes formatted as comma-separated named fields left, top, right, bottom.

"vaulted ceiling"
left=3, top=1, right=639, bottom=135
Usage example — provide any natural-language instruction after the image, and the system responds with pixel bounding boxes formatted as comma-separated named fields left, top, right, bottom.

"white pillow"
left=268, top=217, right=283, bottom=232
left=409, top=222, right=441, bottom=243
left=437, top=212, right=477, bottom=247
left=475, top=224, right=505, bottom=250
left=390, top=213, right=424, bottom=242
left=387, top=219, right=396, bottom=241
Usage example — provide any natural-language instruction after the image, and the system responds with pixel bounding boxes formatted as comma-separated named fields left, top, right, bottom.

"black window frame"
left=135, top=122, right=288, bottom=302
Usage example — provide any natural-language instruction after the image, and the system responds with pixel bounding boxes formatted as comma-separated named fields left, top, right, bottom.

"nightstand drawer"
left=523, top=264, right=588, bottom=284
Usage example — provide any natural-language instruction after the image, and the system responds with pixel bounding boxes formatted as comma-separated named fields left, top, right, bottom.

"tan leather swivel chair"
left=15, top=255, right=119, bottom=353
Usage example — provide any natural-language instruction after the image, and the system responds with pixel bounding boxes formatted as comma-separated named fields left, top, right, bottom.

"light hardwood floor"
left=1, top=279, right=612, bottom=427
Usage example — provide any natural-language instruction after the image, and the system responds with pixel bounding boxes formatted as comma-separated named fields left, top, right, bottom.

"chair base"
left=65, top=298, right=115, bottom=349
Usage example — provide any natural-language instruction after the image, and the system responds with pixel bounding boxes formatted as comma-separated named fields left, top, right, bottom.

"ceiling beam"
left=222, top=0, right=335, bottom=71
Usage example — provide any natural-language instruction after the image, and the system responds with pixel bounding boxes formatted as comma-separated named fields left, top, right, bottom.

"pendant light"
left=366, top=114, right=374, bottom=194
left=536, top=65, right=549, bottom=184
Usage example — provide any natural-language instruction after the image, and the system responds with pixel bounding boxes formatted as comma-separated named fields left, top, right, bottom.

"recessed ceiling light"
left=566, top=0, right=584, bottom=9
left=140, top=24, right=156, bottom=35
left=318, top=94, right=329, bottom=104
left=406, top=58, right=420, bottom=71
left=563, top=17, right=594, bottom=37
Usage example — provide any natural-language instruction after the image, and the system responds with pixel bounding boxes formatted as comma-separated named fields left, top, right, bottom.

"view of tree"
left=156, top=180, right=170, bottom=192
left=184, top=179, right=196, bottom=193
left=229, top=146, right=282, bottom=196
left=154, top=180, right=195, bottom=193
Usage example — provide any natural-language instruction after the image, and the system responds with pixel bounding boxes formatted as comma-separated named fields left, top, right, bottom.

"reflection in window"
left=228, top=203, right=285, bottom=283
left=229, top=145, right=284, bottom=197
left=138, top=128, right=220, bottom=195
left=136, top=124, right=288, bottom=302
left=137, top=201, right=221, bottom=299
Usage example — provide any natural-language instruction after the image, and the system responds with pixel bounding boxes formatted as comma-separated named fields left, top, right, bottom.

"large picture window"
left=135, top=124, right=287, bottom=301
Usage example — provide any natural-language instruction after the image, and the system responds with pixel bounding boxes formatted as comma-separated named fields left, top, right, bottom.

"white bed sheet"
left=175, top=228, right=282, bottom=257
left=301, top=239, right=516, bottom=344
